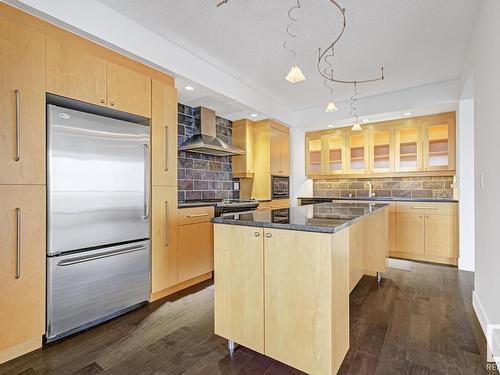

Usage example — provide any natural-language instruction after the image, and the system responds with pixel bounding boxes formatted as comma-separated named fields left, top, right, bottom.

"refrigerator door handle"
left=143, top=144, right=150, bottom=219
left=57, top=245, right=147, bottom=266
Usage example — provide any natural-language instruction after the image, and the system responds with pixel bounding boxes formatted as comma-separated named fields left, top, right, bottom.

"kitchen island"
left=212, top=201, right=389, bottom=375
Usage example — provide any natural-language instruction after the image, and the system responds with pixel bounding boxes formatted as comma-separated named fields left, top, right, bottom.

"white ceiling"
left=98, top=0, right=478, bottom=112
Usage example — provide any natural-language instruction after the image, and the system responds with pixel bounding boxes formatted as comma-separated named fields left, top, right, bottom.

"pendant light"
left=285, top=65, right=306, bottom=83
left=325, top=99, right=338, bottom=112
left=351, top=122, right=362, bottom=131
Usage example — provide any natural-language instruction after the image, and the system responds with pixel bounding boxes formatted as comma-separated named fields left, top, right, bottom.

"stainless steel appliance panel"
left=47, top=105, right=150, bottom=255
left=46, top=240, right=150, bottom=341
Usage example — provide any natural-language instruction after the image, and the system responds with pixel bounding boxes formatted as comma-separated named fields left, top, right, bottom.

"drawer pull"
left=165, top=201, right=169, bottom=247
left=164, top=125, right=169, bottom=172
left=187, top=213, right=209, bottom=218
left=15, top=208, right=21, bottom=279
left=254, top=232, right=260, bottom=237
left=265, top=233, right=272, bottom=238
left=411, top=207, right=438, bottom=210
left=15, top=89, right=20, bottom=162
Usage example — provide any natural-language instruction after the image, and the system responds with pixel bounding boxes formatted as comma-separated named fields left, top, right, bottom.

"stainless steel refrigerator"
left=46, top=104, right=150, bottom=342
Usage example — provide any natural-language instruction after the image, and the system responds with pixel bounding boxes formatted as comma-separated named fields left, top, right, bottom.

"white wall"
left=289, top=127, right=312, bottom=206
left=457, top=99, right=475, bottom=271
left=464, top=0, right=500, bottom=363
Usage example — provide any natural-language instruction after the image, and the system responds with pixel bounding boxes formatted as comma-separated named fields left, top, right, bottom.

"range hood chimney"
left=179, top=107, right=244, bottom=156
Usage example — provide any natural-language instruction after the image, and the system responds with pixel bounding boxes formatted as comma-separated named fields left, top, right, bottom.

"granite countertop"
left=212, top=201, right=388, bottom=234
left=178, top=199, right=272, bottom=209
left=298, top=196, right=458, bottom=203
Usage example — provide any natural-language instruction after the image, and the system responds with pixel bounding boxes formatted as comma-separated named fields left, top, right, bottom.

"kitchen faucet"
left=367, top=182, right=376, bottom=197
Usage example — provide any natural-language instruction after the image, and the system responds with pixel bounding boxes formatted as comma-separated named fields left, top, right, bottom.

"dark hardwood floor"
left=0, top=261, right=495, bottom=375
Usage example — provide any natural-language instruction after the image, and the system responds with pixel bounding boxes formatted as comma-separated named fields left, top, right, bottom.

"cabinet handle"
left=254, top=232, right=260, bottom=237
left=14, top=89, right=20, bottom=162
left=110, top=101, right=115, bottom=106
left=164, top=125, right=169, bottom=172
left=15, top=208, right=21, bottom=279
left=143, top=144, right=150, bottom=219
left=265, top=233, right=272, bottom=238
left=165, top=201, right=169, bottom=247
left=187, top=213, right=209, bottom=218
left=100, top=99, right=105, bottom=104
left=411, top=207, right=437, bottom=210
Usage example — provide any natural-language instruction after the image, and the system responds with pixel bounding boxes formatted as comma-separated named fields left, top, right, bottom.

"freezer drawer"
left=47, top=240, right=150, bottom=341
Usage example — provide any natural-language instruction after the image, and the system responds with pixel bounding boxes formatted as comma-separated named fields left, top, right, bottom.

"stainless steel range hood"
left=179, top=107, right=244, bottom=156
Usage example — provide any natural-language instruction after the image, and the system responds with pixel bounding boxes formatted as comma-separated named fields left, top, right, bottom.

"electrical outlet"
left=480, top=172, right=485, bottom=188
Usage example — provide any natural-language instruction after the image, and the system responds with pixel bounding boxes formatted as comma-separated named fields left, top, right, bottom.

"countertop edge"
left=297, top=196, right=458, bottom=203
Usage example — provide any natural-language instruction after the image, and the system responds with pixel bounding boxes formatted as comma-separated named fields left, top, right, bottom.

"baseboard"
left=458, top=257, right=475, bottom=272
left=0, top=337, right=42, bottom=365
left=473, top=291, right=500, bottom=373
left=149, top=272, right=213, bottom=302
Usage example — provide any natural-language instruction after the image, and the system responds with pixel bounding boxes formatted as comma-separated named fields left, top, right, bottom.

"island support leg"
left=228, top=340, right=236, bottom=356
left=376, top=272, right=382, bottom=285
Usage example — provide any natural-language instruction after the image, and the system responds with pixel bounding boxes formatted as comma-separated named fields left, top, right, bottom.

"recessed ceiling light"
left=250, top=113, right=258, bottom=118
left=185, top=86, right=194, bottom=91
left=327, top=124, right=335, bottom=128
left=403, top=112, right=411, bottom=116
left=362, top=119, right=369, bottom=123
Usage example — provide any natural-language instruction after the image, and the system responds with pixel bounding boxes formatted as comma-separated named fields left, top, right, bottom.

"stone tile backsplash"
left=178, top=104, right=238, bottom=201
left=313, top=176, right=455, bottom=199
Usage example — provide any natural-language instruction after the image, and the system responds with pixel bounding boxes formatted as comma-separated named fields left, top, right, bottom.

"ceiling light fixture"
left=250, top=113, right=258, bottom=118
left=325, top=100, right=338, bottom=113
left=362, top=119, right=369, bottom=123
left=351, top=123, right=362, bottom=131
left=283, top=1, right=306, bottom=83
left=328, top=124, right=335, bottom=128
left=403, top=112, right=412, bottom=116
left=185, top=86, right=194, bottom=91
left=285, top=64, right=306, bottom=83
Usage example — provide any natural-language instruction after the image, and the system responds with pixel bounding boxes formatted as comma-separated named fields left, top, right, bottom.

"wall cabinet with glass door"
left=305, top=135, right=323, bottom=176
left=369, top=125, right=394, bottom=174
left=346, top=129, right=369, bottom=174
left=324, top=130, right=346, bottom=174
left=422, top=113, right=455, bottom=171
left=395, top=123, right=422, bottom=172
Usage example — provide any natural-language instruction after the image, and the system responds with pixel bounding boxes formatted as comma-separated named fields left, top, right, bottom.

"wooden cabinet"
left=395, top=213, right=425, bottom=255
left=151, top=186, right=178, bottom=294
left=214, top=225, right=264, bottom=353
left=177, top=207, right=214, bottom=283
left=306, top=135, right=323, bottom=176
left=270, top=126, right=290, bottom=176
left=256, top=199, right=291, bottom=210
left=231, top=119, right=255, bottom=178
left=46, top=39, right=151, bottom=118
left=0, top=17, right=45, bottom=184
left=392, top=202, right=457, bottom=265
left=346, top=129, right=369, bottom=173
left=422, top=113, right=456, bottom=171
left=152, top=80, right=178, bottom=186
left=395, top=123, right=422, bottom=172
left=0, top=185, right=45, bottom=364
left=46, top=37, right=107, bottom=106
left=370, top=125, right=394, bottom=173
left=324, top=130, right=346, bottom=174
left=106, top=62, right=151, bottom=117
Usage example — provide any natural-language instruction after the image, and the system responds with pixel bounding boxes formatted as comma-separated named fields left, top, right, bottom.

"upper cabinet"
left=422, top=113, right=456, bottom=171
left=0, top=15, right=46, bottom=185
left=270, top=125, right=290, bottom=176
left=232, top=119, right=255, bottom=178
left=394, top=123, right=422, bottom=172
left=46, top=37, right=107, bottom=107
left=151, top=80, right=178, bottom=186
left=46, top=38, right=151, bottom=118
left=305, top=112, right=456, bottom=178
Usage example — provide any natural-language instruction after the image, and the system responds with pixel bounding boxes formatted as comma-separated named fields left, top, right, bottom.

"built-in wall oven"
left=271, top=175, right=289, bottom=199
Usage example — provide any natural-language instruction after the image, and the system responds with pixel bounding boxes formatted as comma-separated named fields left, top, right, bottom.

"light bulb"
left=325, top=100, right=338, bottom=113
left=351, top=123, right=362, bottom=131
left=285, top=65, right=306, bottom=83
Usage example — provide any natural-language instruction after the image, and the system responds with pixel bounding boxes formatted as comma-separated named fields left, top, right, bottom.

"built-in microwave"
left=271, top=175, right=289, bottom=199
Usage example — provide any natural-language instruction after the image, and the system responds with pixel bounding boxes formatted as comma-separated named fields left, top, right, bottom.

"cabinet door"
left=424, top=214, right=456, bottom=259
left=152, top=81, right=177, bottom=186
left=46, top=37, right=106, bottom=106
left=346, top=130, right=369, bottom=174
left=151, top=186, right=178, bottom=293
left=231, top=120, right=254, bottom=177
left=395, top=213, right=424, bottom=254
left=370, top=126, right=394, bottom=174
left=0, top=19, right=45, bottom=184
left=395, top=124, right=422, bottom=172
left=214, top=225, right=264, bottom=353
left=279, top=130, right=290, bottom=176
left=270, top=126, right=281, bottom=175
left=178, top=222, right=214, bottom=283
left=305, top=136, right=323, bottom=175
left=0, top=185, right=45, bottom=362
left=106, top=62, right=151, bottom=117
left=423, top=116, right=455, bottom=171
left=324, top=130, right=346, bottom=174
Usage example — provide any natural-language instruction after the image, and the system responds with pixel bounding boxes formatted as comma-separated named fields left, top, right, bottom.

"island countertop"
left=212, top=201, right=388, bottom=234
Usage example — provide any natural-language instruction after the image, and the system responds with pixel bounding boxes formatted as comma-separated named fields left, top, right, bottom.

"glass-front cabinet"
left=369, top=125, right=394, bottom=173
left=395, top=123, right=422, bottom=172
left=324, top=131, right=346, bottom=174
left=422, top=113, right=455, bottom=171
left=346, top=130, right=369, bottom=173
left=306, top=135, right=323, bottom=175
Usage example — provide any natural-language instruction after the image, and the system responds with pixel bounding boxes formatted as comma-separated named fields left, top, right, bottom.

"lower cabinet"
left=177, top=207, right=214, bottom=283
left=151, top=186, right=178, bottom=294
left=391, top=202, right=457, bottom=265
left=0, top=185, right=45, bottom=364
